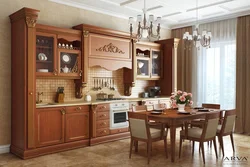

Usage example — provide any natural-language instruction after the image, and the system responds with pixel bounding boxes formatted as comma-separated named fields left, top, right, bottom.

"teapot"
left=61, top=65, right=69, bottom=73
left=84, top=94, right=92, bottom=102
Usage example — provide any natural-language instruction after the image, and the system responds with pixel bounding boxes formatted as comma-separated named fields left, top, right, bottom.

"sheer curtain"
left=192, top=19, right=237, bottom=109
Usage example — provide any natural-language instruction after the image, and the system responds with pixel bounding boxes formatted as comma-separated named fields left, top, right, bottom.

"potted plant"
left=170, top=90, right=193, bottom=111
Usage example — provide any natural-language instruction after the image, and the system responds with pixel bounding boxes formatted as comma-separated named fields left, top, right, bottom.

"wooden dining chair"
left=128, top=112, right=168, bottom=164
left=216, top=109, right=236, bottom=157
left=191, top=103, right=221, bottom=128
left=179, top=112, right=220, bottom=164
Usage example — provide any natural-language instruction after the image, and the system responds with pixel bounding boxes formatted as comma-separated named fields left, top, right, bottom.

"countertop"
left=36, top=96, right=170, bottom=108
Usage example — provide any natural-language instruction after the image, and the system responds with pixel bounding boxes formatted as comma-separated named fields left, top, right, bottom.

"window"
left=196, top=42, right=236, bottom=109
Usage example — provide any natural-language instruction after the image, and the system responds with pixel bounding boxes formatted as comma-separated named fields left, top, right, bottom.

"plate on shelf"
left=150, top=111, right=162, bottom=115
left=62, top=54, right=71, bottom=63
left=38, top=53, right=47, bottom=61
left=37, top=69, right=48, bottom=72
left=177, top=111, right=190, bottom=114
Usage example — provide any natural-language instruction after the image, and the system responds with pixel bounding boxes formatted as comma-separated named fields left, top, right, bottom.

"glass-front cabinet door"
left=36, top=32, right=57, bottom=76
left=151, top=50, right=161, bottom=79
left=136, top=47, right=150, bottom=79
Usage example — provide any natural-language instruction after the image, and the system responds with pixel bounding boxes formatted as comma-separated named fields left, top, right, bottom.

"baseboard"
left=0, top=144, right=10, bottom=154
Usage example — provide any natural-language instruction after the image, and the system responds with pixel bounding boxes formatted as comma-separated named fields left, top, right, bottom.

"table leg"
left=170, top=121, right=176, bottom=162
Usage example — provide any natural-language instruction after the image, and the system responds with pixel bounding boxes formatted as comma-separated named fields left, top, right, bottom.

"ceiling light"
left=129, top=0, right=161, bottom=41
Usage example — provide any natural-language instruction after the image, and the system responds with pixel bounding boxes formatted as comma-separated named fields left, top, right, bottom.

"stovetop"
left=96, top=98, right=125, bottom=101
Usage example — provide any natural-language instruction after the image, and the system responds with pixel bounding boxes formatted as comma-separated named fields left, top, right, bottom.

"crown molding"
left=170, top=10, right=250, bottom=29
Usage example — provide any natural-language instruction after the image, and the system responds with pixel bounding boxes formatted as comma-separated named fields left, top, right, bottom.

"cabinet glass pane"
left=136, top=49, right=150, bottom=58
left=36, top=36, right=54, bottom=72
left=152, top=51, right=160, bottom=76
left=137, top=59, right=149, bottom=76
left=60, top=52, right=78, bottom=74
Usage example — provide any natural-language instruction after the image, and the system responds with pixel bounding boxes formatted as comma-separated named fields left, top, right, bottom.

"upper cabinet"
left=135, top=42, right=161, bottom=80
left=35, top=24, right=82, bottom=79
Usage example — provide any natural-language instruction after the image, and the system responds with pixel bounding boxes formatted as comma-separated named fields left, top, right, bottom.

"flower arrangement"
left=170, top=90, right=193, bottom=108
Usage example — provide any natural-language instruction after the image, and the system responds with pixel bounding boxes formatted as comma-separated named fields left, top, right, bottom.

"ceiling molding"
left=186, top=0, right=235, bottom=12
left=147, top=5, right=163, bottom=12
left=171, top=9, right=250, bottom=29
left=120, top=0, right=138, bottom=6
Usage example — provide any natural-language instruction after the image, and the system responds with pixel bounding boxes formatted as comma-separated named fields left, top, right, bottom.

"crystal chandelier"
left=183, top=0, right=212, bottom=49
left=129, top=0, right=161, bottom=41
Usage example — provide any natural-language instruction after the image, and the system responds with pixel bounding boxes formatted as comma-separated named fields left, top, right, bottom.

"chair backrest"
left=202, top=112, right=220, bottom=140
left=153, top=103, right=165, bottom=110
left=128, top=112, right=149, bottom=139
left=132, top=105, right=147, bottom=112
left=202, top=103, right=221, bottom=109
left=220, top=109, right=236, bottom=134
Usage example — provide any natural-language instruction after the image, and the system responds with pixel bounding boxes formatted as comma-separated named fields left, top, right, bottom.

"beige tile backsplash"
left=36, top=67, right=155, bottom=102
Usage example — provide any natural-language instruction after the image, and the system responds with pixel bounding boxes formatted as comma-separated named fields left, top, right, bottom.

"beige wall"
left=0, top=0, right=171, bottom=145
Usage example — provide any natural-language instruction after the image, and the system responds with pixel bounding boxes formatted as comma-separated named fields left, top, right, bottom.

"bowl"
left=37, top=69, right=49, bottom=72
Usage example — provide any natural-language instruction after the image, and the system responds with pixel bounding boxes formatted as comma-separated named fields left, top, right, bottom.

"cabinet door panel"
left=65, top=112, right=89, bottom=142
left=36, top=108, right=64, bottom=147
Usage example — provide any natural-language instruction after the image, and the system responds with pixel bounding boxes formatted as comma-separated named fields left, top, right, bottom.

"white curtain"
left=192, top=19, right=237, bottom=109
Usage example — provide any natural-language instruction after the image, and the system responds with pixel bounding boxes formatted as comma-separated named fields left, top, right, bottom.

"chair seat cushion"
left=216, top=125, right=222, bottom=133
left=150, top=128, right=162, bottom=138
left=180, top=128, right=203, bottom=139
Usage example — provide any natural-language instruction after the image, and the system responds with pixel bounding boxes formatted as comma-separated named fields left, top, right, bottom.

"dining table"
left=136, top=108, right=221, bottom=162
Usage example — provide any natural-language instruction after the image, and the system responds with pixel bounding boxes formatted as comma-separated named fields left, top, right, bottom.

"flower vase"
left=178, top=104, right=185, bottom=111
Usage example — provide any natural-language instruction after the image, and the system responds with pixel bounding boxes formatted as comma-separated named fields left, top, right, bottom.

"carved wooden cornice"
left=96, top=43, right=125, bottom=54
left=25, top=16, right=37, bottom=28
left=83, top=30, right=89, bottom=37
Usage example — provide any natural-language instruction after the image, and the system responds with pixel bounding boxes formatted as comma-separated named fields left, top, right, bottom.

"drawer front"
left=96, top=128, right=110, bottom=137
left=96, top=111, right=109, bottom=120
left=96, top=104, right=110, bottom=112
left=96, top=120, right=110, bottom=129
left=66, top=105, right=89, bottom=114
left=110, top=127, right=129, bottom=135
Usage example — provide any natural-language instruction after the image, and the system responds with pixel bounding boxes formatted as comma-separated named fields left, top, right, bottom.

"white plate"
left=177, top=111, right=190, bottom=114
left=37, top=69, right=48, bottom=72
left=38, top=53, right=47, bottom=61
left=62, top=54, right=71, bottom=63
left=151, top=111, right=162, bottom=115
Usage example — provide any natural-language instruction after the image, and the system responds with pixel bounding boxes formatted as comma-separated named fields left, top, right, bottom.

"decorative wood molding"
left=83, top=30, right=89, bottom=37
left=96, top=43, right=125, bottom=54
left=25, top=16, right=37, bottom=28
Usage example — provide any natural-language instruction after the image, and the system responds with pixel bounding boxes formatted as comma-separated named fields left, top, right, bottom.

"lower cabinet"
left=36, top=107, right=65, bottom=147
left=65, top=106, right=89, bottom=142
left=36, top=105, right=89, bottom=148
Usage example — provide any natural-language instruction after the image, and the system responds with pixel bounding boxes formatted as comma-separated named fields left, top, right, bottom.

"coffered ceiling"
left=49, top=0, right=250, bottom=29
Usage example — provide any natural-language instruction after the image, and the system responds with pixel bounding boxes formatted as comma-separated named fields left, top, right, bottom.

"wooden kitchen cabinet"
left=35, top=24, right=82, bottom=79
left=65, top=106, right=89, bottom=142
left=135, top=42, right=162, bottom=80
left=35, top=107, right=65, bottom=147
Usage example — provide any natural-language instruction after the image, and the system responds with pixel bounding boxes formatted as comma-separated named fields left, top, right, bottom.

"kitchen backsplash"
left=36, top=67, right=155, bottom=102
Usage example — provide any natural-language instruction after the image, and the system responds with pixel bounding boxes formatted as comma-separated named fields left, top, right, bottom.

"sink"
left=36, top=103, right=57, bottom=106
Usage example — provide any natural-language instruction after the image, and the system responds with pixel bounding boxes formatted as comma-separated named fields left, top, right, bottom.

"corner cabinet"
left=135, top=42, right=162, bottom=80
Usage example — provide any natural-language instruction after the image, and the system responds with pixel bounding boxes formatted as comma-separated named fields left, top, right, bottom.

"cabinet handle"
left=76, top=107, right=82, bottom=111
left=101, top=106, right=106, bottom=109
left=53, top=69, right=58, bottom=76
left=29, top=92, right=33, bottom=95
left=103, top=130, right=107, bottom=133
left=60, top=108, right=66, bottom=115
left=101, top=114, right=107, bottom=117
left=79, top=70, right=82, bottom=76
left=102, top=122, right=107, bottom=126
left=118, top=130, right=122, bottom=132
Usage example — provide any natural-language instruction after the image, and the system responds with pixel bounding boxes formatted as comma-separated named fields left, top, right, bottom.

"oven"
left=110, top=102, right=129, bottom=129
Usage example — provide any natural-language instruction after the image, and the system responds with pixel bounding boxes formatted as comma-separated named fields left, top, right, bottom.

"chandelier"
left=183, top=0, right=212, bottom=49
left=129, top=0, right=161, bottom=41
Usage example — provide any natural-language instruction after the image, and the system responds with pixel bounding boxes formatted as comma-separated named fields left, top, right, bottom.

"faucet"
left=36, top=92, right=43, bottom=104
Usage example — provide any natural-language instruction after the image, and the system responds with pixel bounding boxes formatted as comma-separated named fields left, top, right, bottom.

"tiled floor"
left=0, top=132, right=249, bottom=167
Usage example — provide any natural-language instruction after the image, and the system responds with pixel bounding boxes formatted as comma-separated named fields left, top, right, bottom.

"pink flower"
left=189, top=101, right=193, bottom=105
left=177, top=90, right=182, bottom=94
left=170, top=95, right=175, bottom=99
left=187, top=93, right=192, bottom=97
left=179, top=96, right=186, bottom=102
left=172, top=102, right=177, bottom=108
left=183, top=92, right=188, bottom=96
